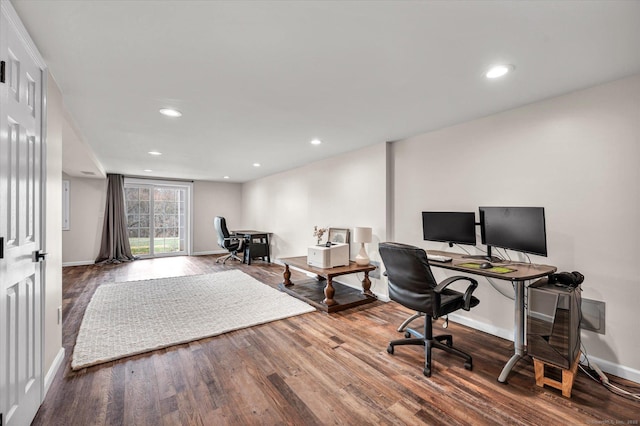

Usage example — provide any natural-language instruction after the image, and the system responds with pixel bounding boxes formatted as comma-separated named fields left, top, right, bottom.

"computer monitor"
left=479, top=207, right=547, bottom=257
left=422, top=211, right=476, bottom=246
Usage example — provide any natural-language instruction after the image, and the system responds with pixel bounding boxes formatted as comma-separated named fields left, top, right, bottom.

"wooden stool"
left=533, top=352, right=581, bottom=398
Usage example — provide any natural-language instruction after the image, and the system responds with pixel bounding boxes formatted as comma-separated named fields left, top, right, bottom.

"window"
left=124, top=179, right=191, bottom=257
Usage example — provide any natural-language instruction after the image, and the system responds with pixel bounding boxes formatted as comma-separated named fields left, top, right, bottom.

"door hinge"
left=1, top=60, right=5, bottom=83
left=0, top=237, right=4, bottom=259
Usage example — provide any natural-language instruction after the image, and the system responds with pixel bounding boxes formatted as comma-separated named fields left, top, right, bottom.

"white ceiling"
left=11, top=0, right=640, bottom=182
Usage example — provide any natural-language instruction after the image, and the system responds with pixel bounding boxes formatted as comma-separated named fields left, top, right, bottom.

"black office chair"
left=379, top=242, right=480, bottom=377
left=214, top=216, right=243, bottom=264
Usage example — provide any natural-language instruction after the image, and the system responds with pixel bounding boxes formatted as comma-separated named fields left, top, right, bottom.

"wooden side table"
left=279, top=256, right=377, bottom=313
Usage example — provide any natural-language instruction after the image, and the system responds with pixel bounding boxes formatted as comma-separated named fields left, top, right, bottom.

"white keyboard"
left=427, top=254, right=452, bottom=262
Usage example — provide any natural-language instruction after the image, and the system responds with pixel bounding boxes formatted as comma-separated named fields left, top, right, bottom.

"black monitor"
left=479, top=207, right=547, bottom=257
left=422, top=211, right=476, bottom=246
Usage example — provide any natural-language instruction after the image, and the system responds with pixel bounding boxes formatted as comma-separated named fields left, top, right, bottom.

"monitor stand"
left=462, top=246, right=502, bottom=263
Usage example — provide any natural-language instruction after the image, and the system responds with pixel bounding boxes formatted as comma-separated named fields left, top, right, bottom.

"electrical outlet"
left=581, top=298, right=605, bottom=334
left=369, top=261, right=381, bottom=279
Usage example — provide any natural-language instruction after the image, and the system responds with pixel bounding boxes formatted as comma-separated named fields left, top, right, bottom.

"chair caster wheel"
left=387, top=345, right=394, bottom=354
left=464, top=362, right=473, bottom=371
left=423, top=367, right=431, bottom=377
left=404, top=331, right=412, bottom=338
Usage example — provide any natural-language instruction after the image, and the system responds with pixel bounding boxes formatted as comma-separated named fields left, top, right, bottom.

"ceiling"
left=11, top=0, right=640, bottom=182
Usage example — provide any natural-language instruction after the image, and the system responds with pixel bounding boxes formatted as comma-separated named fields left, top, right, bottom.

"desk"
left=233, top=230, right=270, bottom=265
left=427, top=250, right=556, bottom=383
left=279, top=256, right=377, bottom=313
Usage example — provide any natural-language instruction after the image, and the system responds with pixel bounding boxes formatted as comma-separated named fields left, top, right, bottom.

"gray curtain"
left=95, top=174, right=136, bottom=264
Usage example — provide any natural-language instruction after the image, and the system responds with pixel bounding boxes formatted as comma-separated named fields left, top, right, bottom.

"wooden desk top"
left=233, top=230, right=270, bottom=236
left=427, top=250, right=556, bottom=282
left=280, top=256, right=376, bottom=279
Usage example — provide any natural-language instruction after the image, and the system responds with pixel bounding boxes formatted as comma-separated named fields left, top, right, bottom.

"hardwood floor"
left=34, top=255, right=638, bottom=425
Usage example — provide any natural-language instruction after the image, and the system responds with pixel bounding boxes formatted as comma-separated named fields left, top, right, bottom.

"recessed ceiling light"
left=159, top=108, right=182, bottom=117
left=253, top=163, right=261, bottom=167
left=148, top=151, right=162, bottom=156
left=144, top=169, right=153, bottom=172
left=485, top=64, right=514, bottom=79
left=223, top=175, right=230, bottom=179
left=310, top=138, right=322, bottom=145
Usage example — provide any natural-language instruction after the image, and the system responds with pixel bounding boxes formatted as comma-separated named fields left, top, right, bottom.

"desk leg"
left=283, top=265, right=293, bottom=287
left=498, top=280, right=526, bottom=383
left=323, top=277, right=337, bottom=306
left=361, top=271, right=375, bottom=298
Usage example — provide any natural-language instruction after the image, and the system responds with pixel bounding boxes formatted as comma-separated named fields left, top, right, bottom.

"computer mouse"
left=479, top=262, right=493, bottom=269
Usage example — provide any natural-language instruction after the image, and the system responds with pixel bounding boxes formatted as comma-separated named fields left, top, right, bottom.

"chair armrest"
left=223, top=236, right=243, bottom=248
left=434, top=276, right=479, bottom=311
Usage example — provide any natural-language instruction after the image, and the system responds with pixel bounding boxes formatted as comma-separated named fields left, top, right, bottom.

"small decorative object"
left=328, top=228, right=350, bottom=245
left=353, top=227, right=372, bottom=266
left=313, top=226, right=327, bottom=245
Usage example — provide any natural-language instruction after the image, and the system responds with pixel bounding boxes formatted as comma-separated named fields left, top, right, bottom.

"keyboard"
left=427, top=254, right=452, bottom=262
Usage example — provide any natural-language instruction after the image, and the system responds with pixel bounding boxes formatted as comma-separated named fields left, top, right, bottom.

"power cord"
left=579, top=344, right=640, bottom=402
left=485, top=276, right=515, bottom=300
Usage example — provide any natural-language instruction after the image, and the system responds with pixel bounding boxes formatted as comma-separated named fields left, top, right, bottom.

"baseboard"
left=586, top=355, right=640, bottom=384
left=447, top=313, right=514, bottom=342
left=62, top=260, right=94, bottom=267
left=44, top=347, right=65, bottom=397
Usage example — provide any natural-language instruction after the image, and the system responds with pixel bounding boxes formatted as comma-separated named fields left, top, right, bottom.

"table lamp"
left=353, top=227, right=372, bottom=266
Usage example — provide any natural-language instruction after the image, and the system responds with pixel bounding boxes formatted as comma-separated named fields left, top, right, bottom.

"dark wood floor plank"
left=32, top=255, right=640, bottom=425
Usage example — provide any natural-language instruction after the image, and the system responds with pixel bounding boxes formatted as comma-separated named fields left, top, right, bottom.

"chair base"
left=387, top=315, right=472, bottom=377
left=215, top=252, right=243, bottom=264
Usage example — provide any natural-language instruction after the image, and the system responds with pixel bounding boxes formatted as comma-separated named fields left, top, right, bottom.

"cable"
left=579, top=343, right=640, bottom=401
left=485, top=276, right=515, bottom=300
left=453, top=243, right=472, bottom=255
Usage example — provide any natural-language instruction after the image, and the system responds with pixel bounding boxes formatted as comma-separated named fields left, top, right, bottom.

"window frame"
left=124, top=178, right=193, bottom=258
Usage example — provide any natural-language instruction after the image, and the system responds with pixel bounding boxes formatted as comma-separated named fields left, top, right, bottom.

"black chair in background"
left=379, top=242, right=480, bottom=377
left=214, top=216, right=243, bottom=264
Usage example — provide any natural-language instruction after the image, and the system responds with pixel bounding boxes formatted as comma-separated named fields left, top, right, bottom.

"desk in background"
left=427, top=250, right=556, bottom=383
left=233, top=230, right=270, bottom=265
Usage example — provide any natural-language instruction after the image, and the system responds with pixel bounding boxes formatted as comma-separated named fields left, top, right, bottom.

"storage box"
left=307, top=243, right=349, bottom=268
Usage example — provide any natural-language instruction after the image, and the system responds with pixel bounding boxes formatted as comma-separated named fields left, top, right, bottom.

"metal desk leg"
left=498, top=280, right=526, bottom=383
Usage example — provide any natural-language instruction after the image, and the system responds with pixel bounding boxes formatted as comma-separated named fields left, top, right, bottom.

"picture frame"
left=328, top=228, right=350, bottom=245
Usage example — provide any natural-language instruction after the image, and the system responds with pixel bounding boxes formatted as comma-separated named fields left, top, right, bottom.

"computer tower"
left=527, top=279, right=581, bottom=369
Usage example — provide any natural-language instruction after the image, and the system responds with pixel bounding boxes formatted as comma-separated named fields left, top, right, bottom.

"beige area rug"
left=72, top=270, right=315, bottom=370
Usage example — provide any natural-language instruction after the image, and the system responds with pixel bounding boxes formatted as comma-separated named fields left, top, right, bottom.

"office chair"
left=214, top=216, right=243, bottom=264
left=379, top=242, right=480, bottom=377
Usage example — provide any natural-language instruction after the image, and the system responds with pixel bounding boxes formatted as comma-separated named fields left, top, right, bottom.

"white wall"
left=393, top=74, right=640, bottom=375
left=192, top=180, right=243, bottom=254
left=61, top=174, right=106, bottom=265
left=44, top=72, right=63, bottom=378
left=242, top=143, right=388, bottom=296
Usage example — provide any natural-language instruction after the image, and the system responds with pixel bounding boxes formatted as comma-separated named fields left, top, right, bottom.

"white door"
left=0, top=2, right=46, bottom=425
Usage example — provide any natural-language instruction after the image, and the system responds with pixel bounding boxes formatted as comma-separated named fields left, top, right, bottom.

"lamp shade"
left=353, top=227, right=372, bottom=243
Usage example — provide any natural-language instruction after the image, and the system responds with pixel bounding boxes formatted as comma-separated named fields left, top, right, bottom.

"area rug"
left=72, top=270, right=315, bottom=370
